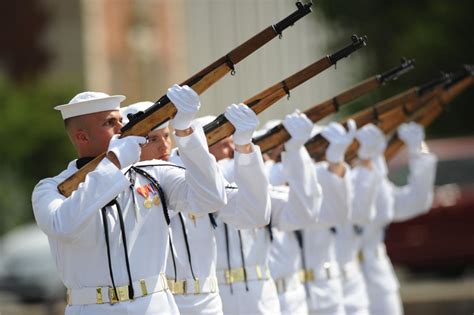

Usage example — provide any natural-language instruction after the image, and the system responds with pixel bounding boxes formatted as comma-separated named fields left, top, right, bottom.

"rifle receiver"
left=444, top=65, right=473, bottom=89
left=121, top=94, right=171, bottom=133
left=273, top=2, right=313, bottom=35
left=328, top=34, right=367, bottom=65
left=417, top=73, right=451, bottom=96
left=378, top=57, right=415, bottom=84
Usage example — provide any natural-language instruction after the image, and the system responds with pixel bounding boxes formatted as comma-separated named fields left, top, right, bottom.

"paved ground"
left=0, top=267, right=473, bottom=315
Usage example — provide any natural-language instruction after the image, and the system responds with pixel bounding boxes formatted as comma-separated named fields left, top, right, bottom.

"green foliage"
left=317, top=0, right=474, bottom=138
left=0, top=77, right=78, bottom=235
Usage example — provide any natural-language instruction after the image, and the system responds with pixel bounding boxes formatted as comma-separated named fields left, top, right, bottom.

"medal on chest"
left=136, top=183, right=160, bottom=208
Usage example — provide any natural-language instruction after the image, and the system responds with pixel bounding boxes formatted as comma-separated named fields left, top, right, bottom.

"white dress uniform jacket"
left=361, top=152, right=437, bottom=315
left=166, top=144, right=270, bottom=315
left=32, top=123, right=227, bottom=315
left=218, top=147, right=322, bottom=315
left=268, top=147, right=323, bottom=315
left=334, top=165, right=381, bottom=315
left=304, top=161, right=353, bottom=315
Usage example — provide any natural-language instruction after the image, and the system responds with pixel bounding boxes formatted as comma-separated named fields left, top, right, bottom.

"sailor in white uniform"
left=32, top=84, right=227, bottom=315
left=123, top=101, right=271, bottom=315
left=301, top=120, right=379, bottom=315
left=216, top=110, right=322, bottom=315
left=360, top=122, right=437, bottom=315
left=333, top=123, right=386, bottom=315
left=266, top=112, right=322, bottom=315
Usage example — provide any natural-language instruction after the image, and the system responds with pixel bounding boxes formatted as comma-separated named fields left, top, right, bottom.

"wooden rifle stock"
left=57, top=2, right=313, bottom=197
left=204, top=34, right=368, bottom=146
left=344, top=69, right=473, bottom=163
left=383, top=72, right=474, bottom=161
left=253, top=58, right=415, bottom=153
left=305, top=73, right=451, bottom=160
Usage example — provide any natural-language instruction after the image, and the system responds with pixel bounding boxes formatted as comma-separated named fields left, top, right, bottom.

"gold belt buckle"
left=109, top=286, right=130, bottom=304
left=224, top=269, right=234, bottom=284
left=173, top=280, right=187, bottom=295
left=140, top=279, right=148, bottom=296
left=194, top=278, right=200, bottom=295
left=232, top=268, right=245, bottom=282
left=358, top=250, right=364, bottom=263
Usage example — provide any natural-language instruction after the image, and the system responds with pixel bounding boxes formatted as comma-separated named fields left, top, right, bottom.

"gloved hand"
left=321, top=119, right=357, bottom=163
left=167, top=84, right=201, bottom=130
left=107, top=135, right=146, bottom=168
left=224, top=103, right=259, bottom=145
left=282, top=110, right=314, bottom=151
left=398, top=122, right=425, bottom=155
left=355, top=123, right=387, bottom=160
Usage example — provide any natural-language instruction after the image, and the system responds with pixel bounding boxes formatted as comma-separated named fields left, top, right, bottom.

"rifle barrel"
left=58, top=2, right=313, bottom=197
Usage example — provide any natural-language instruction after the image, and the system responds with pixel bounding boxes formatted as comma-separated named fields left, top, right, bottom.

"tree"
left=317, top=0, right=474, bottom=137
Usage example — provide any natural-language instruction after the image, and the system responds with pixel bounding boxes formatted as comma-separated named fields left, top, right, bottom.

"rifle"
left=252, top=58, right=415, bottom=153
left=203, top=34, right=368, bottom=146
left=58, top=2, right=313, bottom=196
left=305, top=72, right=452, bottom=161
left=383, top=66, right=474, bottom=161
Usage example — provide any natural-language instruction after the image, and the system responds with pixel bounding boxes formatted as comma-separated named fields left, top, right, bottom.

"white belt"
left=305, top=262, right=340, bottom=282
left=216, top=265, right=271, bottom=284
left=67, top=273, right=168, bottom=305
left=167, top=276, right=218, bottom=295
left=340, top=260, right=361, bottom=280
left=274, top=271, right=303, bottom=295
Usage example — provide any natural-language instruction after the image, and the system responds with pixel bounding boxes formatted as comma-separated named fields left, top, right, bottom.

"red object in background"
left=384, top=137, right=474, bottom=275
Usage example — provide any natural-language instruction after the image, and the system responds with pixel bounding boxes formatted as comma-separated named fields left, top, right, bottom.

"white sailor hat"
left=54, top=91, right=125, bottom=120
left=120, top=101, right=169, bottom=130
left=253, top=119, right=281, bottom=139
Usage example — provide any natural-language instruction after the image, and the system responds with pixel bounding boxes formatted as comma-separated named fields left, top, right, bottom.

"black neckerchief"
left=76, top=157, right=95, bottom=169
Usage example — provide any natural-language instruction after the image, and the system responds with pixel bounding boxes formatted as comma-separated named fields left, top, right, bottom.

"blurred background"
left=0, top=0, right=472, bottom=314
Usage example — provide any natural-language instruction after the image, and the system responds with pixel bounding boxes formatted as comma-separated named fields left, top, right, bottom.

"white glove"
left=282, top=110, right=314, bottom=151
left=355, top=123, right=387, bottom=160
left=167, top=84, right=201, bottom=130
left=107, top=135, right=146, bottom=168
left=321, top=119, right=357, bottom=163
left=224, top=103, right=259, bottom=145
left=398, top=122, right=425, bottom=155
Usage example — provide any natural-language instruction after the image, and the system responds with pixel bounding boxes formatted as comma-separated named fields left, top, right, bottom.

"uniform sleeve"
left=350, top=165, right=381, bottom=225
left=216, top=145, right=271, bottom=229
left=392, top=152, right=438, bottom=222
left=373, top=177, right=395, bottom=225
left=162, top=122, right=227, bottom=214
left=271, top=147, right=322, bottom=231
left=31, top=158, right=130, bottom=242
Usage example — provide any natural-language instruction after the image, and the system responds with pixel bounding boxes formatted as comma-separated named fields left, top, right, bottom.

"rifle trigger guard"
left=282, top=81, right=291, bottom=100
left=224, top=54, right=236, bottom=76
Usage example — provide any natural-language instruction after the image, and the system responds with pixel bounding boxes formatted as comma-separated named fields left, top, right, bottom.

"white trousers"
left=219, top=280, right=281, bottom=315
left=341, top=271, right=369, bottom=315
left=278, top=283, right=308, bottom=315
left=65, top=290, right=179, bottom=315
left=307, top=278, right=345, bottom=315
left=174, top=292, right=223, bottom=315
